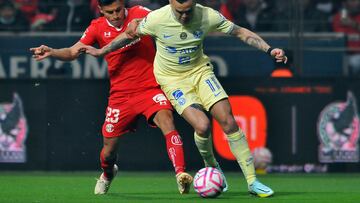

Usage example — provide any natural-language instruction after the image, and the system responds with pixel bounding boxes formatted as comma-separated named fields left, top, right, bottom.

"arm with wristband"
left=230, top=24, right=288, bottom=63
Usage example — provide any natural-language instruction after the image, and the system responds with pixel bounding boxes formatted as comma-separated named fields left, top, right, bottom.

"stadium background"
left=0, top=0, right=359, bottom=174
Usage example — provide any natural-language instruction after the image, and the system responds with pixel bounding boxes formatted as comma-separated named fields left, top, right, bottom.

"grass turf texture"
left=0, top=172, right=359, bottom=203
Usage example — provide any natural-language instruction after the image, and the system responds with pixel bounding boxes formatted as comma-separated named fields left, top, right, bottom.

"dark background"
left=1, top=78, right=359, bottom=172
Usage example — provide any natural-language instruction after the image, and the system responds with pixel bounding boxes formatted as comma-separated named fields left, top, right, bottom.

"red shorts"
left=102, top=88, right=173, bottom=138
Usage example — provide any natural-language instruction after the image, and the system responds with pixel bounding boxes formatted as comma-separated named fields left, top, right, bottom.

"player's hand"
left=81, top=45, right=104, bottom=57
left=125, top=18, right=142, bottom=38
left=29, top=45, right=52, bottom=61
left=270, top=48, right=288, bottom=64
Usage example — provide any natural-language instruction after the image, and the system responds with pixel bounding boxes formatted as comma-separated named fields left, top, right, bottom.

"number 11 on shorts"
left=205, top=76, right=221, bottom=92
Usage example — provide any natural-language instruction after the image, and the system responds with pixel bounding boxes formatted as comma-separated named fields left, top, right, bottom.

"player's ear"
left=98, top=5, right=104, bottom=16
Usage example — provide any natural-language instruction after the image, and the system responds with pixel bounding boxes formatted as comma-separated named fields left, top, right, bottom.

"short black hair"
left=98, top=0, right=118, bottom=6
left=175, top=0, right=190, bottom=3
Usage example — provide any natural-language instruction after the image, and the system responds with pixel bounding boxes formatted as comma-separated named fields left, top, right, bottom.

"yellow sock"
left=227, top=129, right=256, bottom=185
left=194, top=132, right=217, bottom=167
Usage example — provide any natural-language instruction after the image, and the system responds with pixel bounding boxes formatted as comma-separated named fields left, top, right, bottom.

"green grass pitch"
left=0, top=172, right=359, bottom=203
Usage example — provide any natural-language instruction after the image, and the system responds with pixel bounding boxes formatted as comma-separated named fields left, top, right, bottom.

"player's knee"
left=154, top=110, right=175, bottom=131
left=194, top=120, right=211, bottom=135
left=102, top=143, right=118, bottom=160
left=102, top=149, right=117, bottom=161
left=219, top=116, right=238, bottom=134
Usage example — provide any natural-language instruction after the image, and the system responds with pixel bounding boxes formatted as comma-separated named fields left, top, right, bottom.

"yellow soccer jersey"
left=138, top=4, right=234, bottom=75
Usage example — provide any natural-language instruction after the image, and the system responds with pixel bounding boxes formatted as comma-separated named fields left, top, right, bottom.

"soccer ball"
left=193, top=167, right=225, bottom=198
left=253, top=147, right=273, bottom=170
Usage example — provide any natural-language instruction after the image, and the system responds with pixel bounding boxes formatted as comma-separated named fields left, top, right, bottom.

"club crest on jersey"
left=104, top=32, right=111, bottom=37
left=152, top=94, right=168, bottom=106
left=0, top=93, right=28, bottom=163
left=317, top=91, right=359, bottom=163
left=172, top=90, right=186, bottom=106
left=180, top=32, right=187, bottom=40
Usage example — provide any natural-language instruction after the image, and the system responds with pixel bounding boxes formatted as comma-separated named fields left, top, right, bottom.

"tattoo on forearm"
left=103, top=38, right=136, bottom=55
left=232, top=26, right=269, bottom=52
left=244, top=36, right=267, bottom=52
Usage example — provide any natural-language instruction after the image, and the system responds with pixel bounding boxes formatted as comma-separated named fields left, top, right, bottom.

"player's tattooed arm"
left=94, top=18, right=143, bottom=56
left=230, top=24, right=270, bottom=52
left=102, top=33, right=137, bottom=55
left=229, top=24, right=288, bottom=63
left=83, top=32, right=138, bottom=57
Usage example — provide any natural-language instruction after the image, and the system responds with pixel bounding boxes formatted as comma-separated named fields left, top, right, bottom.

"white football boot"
left=248, top=179, right=274, bottom=197
left=94, top=164, right=118, bottom=195
left=176, top=172, right=193, bottom=194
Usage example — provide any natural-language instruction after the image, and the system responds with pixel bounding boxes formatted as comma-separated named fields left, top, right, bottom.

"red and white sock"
left=100, top=148, right=117, bottom=180
left=164, top=130, right=185, bottom=175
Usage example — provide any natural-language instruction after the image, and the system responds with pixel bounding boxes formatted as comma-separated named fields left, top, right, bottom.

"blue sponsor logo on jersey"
left=166, top=46, right=200, bottom=55
left=172, top=90, right=186, bottom=106
left=179, top=56, right=191, bottom=64
left=178, top=97, right=186, bottom=106
left=172, top=90, right=184, bottom=100
left=166, top=46, right=177, bottom=54
left=193, top=30, right=203, bottom=39
left=179, top=46, right=199, bottom=54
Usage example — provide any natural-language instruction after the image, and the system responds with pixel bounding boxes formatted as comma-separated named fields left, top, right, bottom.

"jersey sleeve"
left=137, top=11, right=158, bottom=36
left=134, top=5, right=152, bottom=18
left=79, top=20, right=97, bottom=45
left=208, top=8, right=234, bottom=34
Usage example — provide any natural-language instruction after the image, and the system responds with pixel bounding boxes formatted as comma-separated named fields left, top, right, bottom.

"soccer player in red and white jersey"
left=30, top=0, right=193, bottom=195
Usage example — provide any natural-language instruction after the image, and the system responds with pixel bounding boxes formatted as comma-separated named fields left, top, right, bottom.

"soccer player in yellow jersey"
left=84, top=0, right=288, bottom=198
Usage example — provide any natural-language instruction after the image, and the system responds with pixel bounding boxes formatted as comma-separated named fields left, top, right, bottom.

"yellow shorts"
left=155, top=63, right=228, bottom=115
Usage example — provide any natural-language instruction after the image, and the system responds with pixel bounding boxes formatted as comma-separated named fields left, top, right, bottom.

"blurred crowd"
left=2, top=0, right=360, bottom=74
left=0, top=0, right=359, bottom=45
left=0, top=0, right=353, bottom=33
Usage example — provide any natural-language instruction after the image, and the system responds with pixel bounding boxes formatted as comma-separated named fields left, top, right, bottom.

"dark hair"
left=175, top=0, right=191, bottom=3
left=0, top=0, right=15, bottom=10
left=98, top=0, right=119, bottom=6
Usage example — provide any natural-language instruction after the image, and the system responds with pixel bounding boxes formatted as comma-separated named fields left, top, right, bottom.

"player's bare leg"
left=153, top=109, right=193, bottom=194
left=182, top=105, right=216, bottom=167
left=181, top=104, right=228, bottom=191
left=210, top=99, right=274, bottom=197
left=95, top=136, right=120, bottom=195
